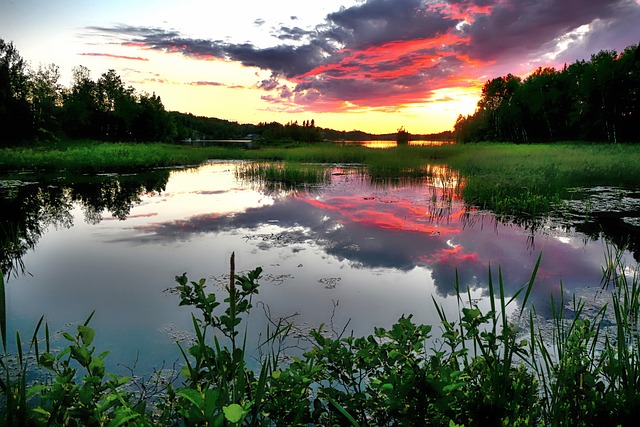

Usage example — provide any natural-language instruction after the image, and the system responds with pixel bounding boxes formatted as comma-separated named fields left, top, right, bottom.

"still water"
left=1, top=161, right=637, bottom=375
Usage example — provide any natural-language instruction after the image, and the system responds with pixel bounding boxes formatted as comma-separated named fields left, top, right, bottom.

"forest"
left=1, top=38, right=174, bottom=144
left=455, top=43, right=639, bottom=143
left=0, top=38, right=326, bottom=145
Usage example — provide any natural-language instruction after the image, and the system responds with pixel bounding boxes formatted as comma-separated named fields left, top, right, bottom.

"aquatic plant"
left=234, top=161, right=332, bottom=192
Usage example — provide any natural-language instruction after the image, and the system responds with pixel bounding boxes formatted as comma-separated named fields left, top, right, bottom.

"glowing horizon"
left=2, top=0, right=638, bottom=134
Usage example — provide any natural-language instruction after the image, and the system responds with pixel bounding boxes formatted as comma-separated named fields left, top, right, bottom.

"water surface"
left=1, top=161, right=637, bottom=374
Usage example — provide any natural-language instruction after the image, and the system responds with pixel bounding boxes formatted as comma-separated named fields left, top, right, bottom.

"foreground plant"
left=4, top=249, right=640, bottom=425
left=0, top=313, right=145, bottom=426
left=156, top=252, right=322, bottom=426
left=526, top=244, right=640, bottom=426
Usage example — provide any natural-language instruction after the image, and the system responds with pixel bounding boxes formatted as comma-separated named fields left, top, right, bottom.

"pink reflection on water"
left=340, top=140, right=453, bottom=149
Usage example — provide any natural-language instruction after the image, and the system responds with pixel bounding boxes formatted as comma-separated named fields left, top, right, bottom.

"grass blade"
left=519, top=252, right=542, bottom=318
left=1, top=272, right=6, bottom=352
left=327, top=395, right=361, bottom=427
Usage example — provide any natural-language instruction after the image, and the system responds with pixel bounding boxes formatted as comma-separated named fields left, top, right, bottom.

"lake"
left=1, top=160, right=638, bottom=376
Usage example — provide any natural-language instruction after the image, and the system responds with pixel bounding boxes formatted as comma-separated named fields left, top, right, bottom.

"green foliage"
left=0, top=140, right=218, bottom=173
left=456, top=43, right=640, bottom=143
left=235, top=162, right=332, bottom=192
left=1, top=312, right=146, bottom=426
left=4, top=252, right=640, bottom=425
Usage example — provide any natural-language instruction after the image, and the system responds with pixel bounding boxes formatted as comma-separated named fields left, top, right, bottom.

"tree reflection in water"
left=0, top=171, right=169, bottom=277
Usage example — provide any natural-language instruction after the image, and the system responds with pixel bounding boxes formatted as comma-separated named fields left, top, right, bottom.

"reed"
left=235, top=161, right=332, bottom=189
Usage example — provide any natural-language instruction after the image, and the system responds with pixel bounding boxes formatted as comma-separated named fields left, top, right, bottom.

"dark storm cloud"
left=257, top=74, right=281, bottom=91
left=87, top=23, right=334, bottom=78
left=276, top=26, right=316, bottom=41
left=222, top=41, right=334, bottom=77
left=458, top=0, right=634, bottom=61
left=85, top=0, right=455, bottom=78
left=325, top=0, right=453, bottom=49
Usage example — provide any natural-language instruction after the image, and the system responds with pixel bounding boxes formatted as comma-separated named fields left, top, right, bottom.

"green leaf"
left=78, top=325, right=95, bottom=346
left=70, top=345, right=91, bottom=365
left=176, top=388, right=204, bottom=409
left=27, top=384, right=47, bottom=399
left=108, top=409, right=140, bottom=427
left=327, top=396, right=360, bottom=427
left=462, top=307, right=482, bottom=323
left=39, top=352, right=55, bottom=368
left=31, top=407, right=52, bottom=418
left=223, top=403, right=244, bottom=423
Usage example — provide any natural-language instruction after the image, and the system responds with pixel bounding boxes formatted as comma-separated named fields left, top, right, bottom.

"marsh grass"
left=4, top=140, right=640, bottom=218
left=439, top=143, right=640, bottom=215
left=0, top=140, right=227, bottom=173
left=522, top=244, right=640, bottom=426
left=230, top=142, right=640, bottom=217
left=235, top=161, right=332, bottom=190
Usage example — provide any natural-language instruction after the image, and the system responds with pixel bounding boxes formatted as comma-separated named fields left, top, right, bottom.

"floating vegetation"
left=243, top=230, right=311, bottom=247
left=561, top=186, right=640, bottom=215
left=318, top=277, right=341, bottom=289
left=159, top=323, right=195, bottom=345
left=208, top=271, right=294, bottom=290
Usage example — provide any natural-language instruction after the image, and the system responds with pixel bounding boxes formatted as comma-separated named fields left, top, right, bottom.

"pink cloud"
left=79, top=52, right=148, bottom=61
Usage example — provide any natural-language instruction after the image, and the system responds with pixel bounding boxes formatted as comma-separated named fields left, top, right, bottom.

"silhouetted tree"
left=60, top=65, right=99, bottom=138
left=0, top=38, right=32, bottom=144
left=28, top=63, right=62, bottom=139
left=134, top=92, right=175, bottom=141
left=95, top=69, right=137, bottom=140
left=455, top=43, right=640, bottom=143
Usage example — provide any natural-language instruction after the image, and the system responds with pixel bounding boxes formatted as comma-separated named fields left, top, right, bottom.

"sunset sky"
left=2, top=0, right=639, bottom=134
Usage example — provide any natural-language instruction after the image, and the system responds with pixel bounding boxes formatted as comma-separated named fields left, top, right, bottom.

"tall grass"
left=233, top=142, right=640, bottom=216
left=235, top=161, right=332, bottom=191
left=523, top=244, right=640, bottom=425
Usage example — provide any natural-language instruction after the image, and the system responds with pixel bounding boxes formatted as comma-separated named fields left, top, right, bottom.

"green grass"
left=439, top=142, right=640, bottom=216
left=235, top=162, right=332, bottom=192
left=3, top=139, right=640, bottom=217
left=0, top=140, right=225, bottom=173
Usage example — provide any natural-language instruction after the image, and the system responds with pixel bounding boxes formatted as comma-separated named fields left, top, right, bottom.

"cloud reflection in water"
left=114, top=163, right=617, bottom=314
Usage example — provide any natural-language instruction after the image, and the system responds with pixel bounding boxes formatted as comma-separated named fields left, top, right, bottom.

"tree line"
left=1, top=39, right=176, bottom=145
left=454, top=43, right=639, bottom=143
left=1, top=38, right=329, bottom=146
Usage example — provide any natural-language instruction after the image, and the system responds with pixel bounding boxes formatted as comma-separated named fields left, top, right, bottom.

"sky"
left=2, top=0, right=639, bottom=134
